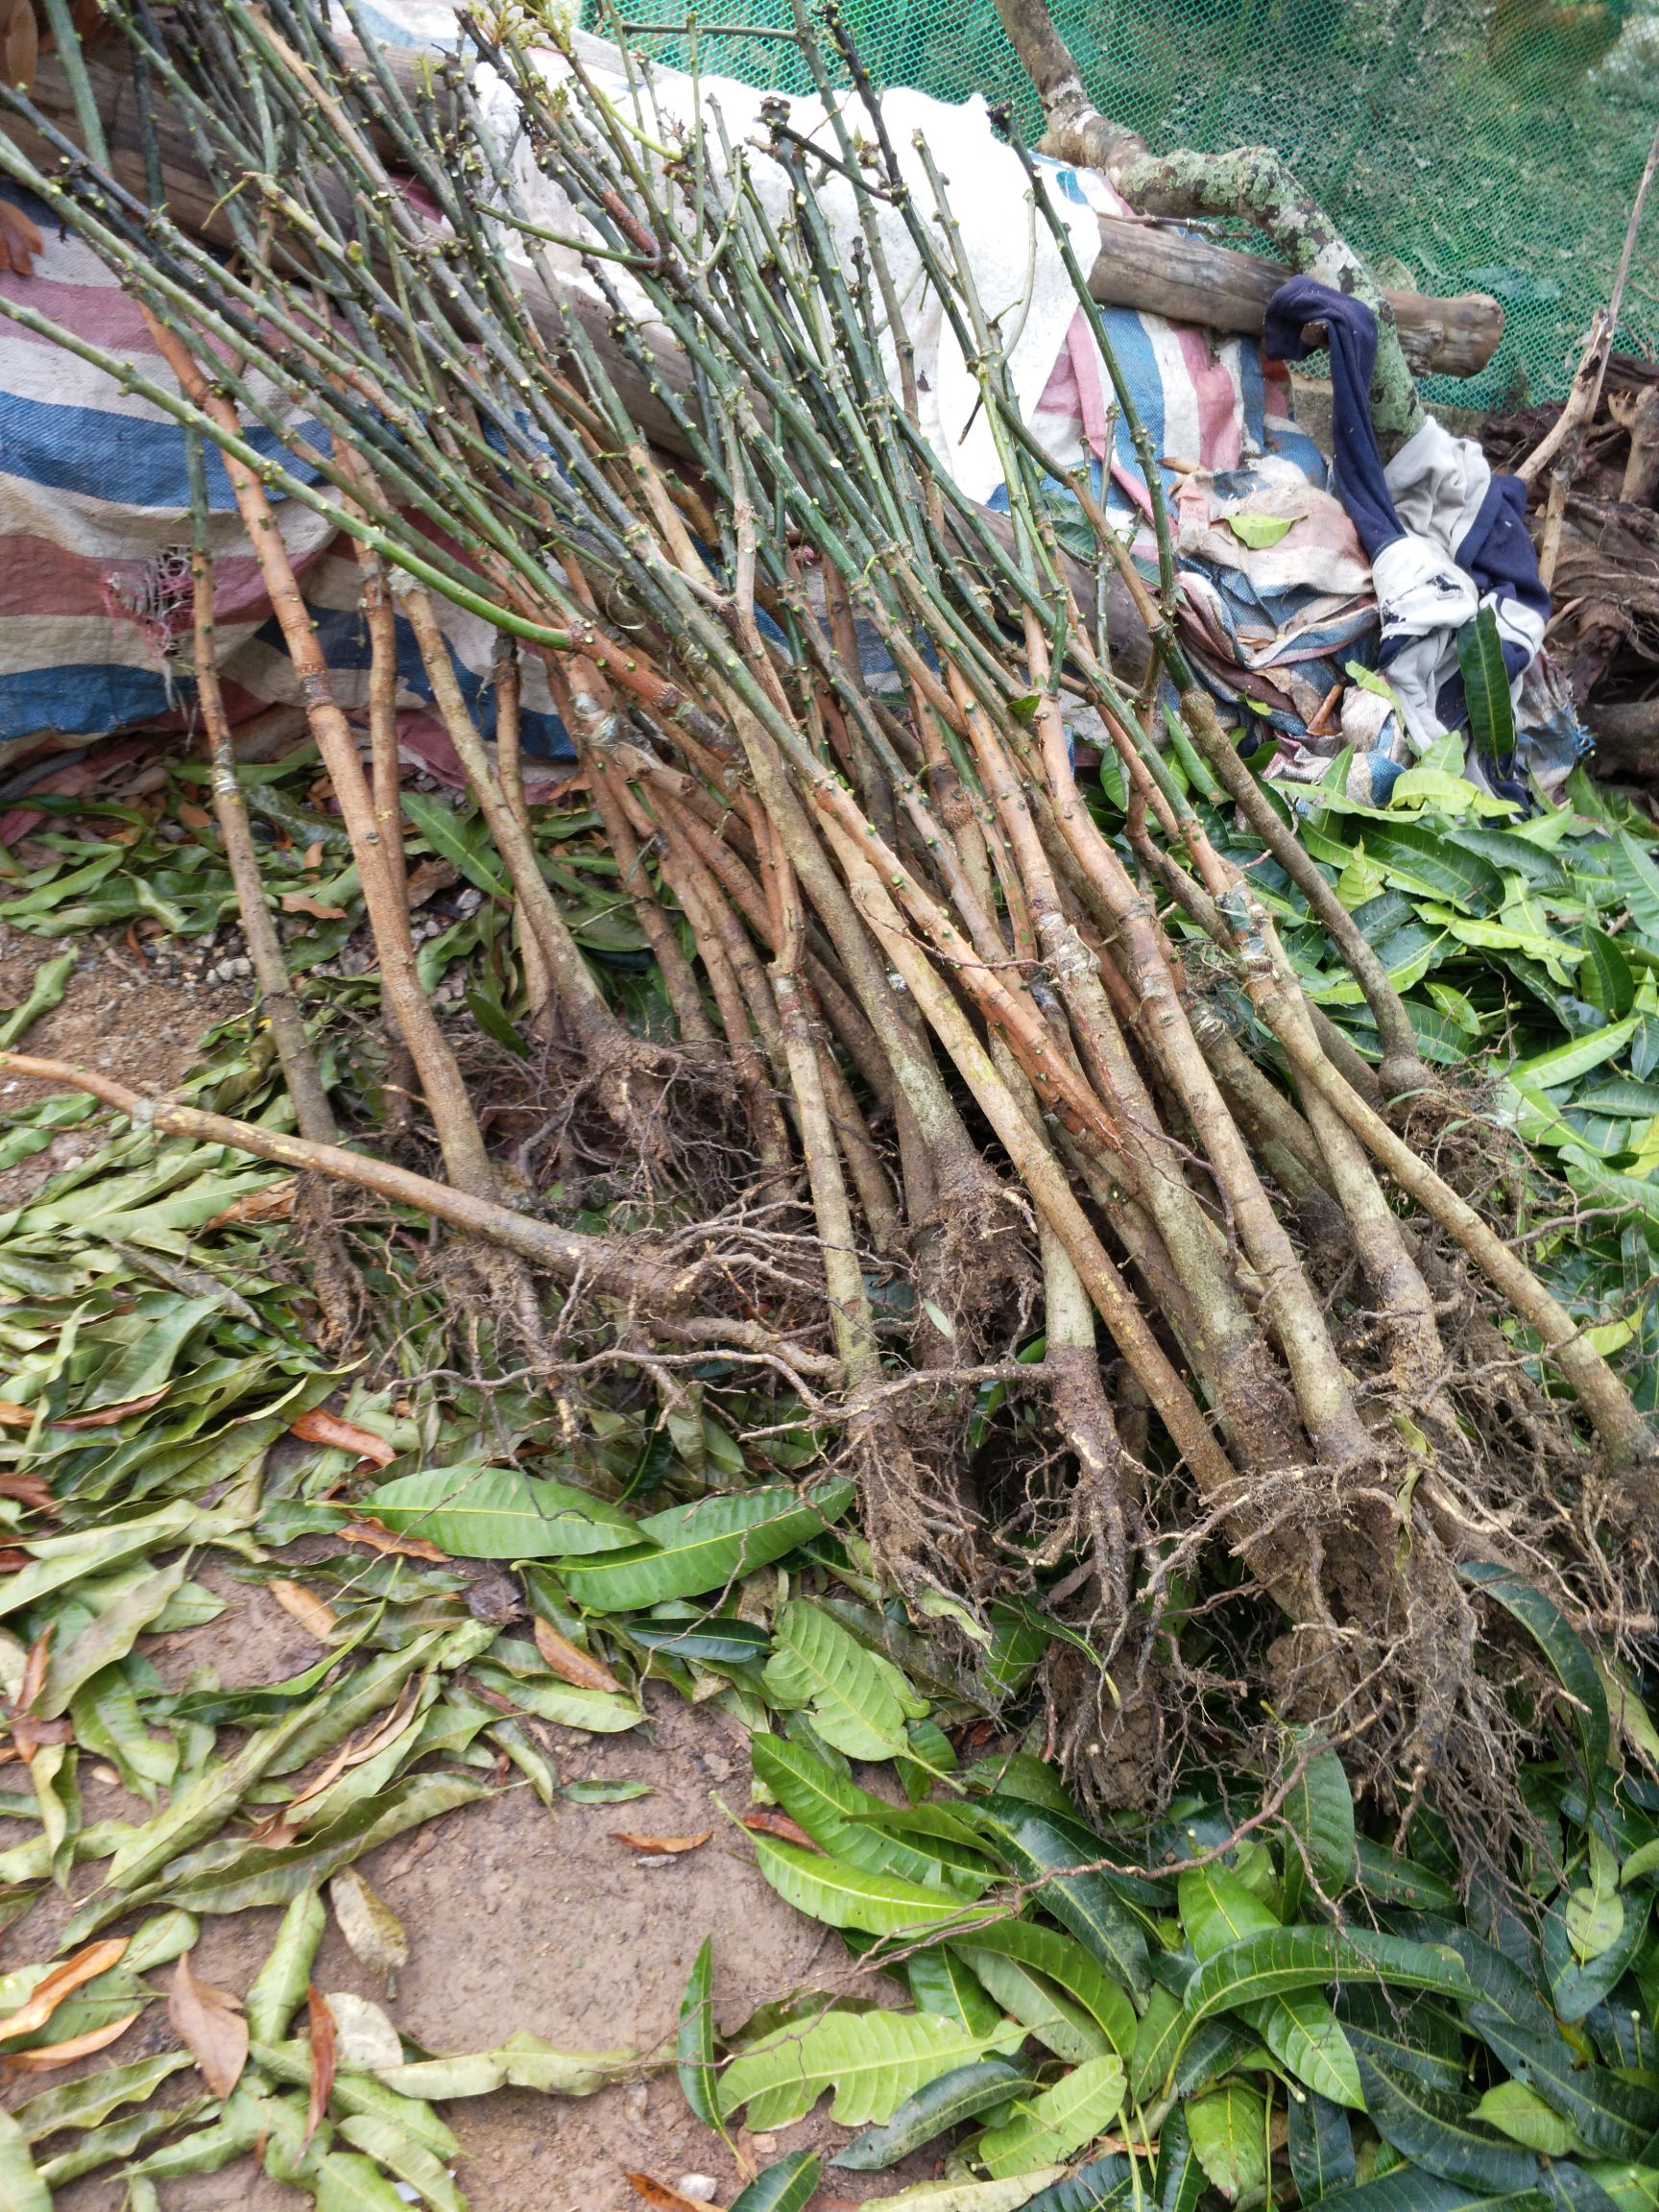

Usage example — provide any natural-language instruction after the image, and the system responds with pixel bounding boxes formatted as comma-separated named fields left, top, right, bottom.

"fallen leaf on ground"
left=612, top=1831, right=710, bottom=1856
left=10, top=1716, right=72, bottom=1759
left=325, top=1989, right=403, bottom=2072
left=405, top=856, right=459, bottom=907
left=0, top=1475, right=53, bottom=1514
left=281, top=890, right=348, bottom=921
left=740, top=1810, right=820, bottom=1850
left=563, top=1778, right=652, bottom=1804
left=533, top=1618, right=622, bottom=1694
left=254, top=1681, right=421, bottom=1841
left=4, top=2011, right=142, bottom=2073
left=288, top=1408, right=397, bottom=1466
left=207, top=1181, right=297, bottom=1230
left=625, top=2176, right=725, bottom=2212
left=268, top=1580, right=338, bottom=1642
left=330, top=1867, right=409, bottom=1976
left=0, top=1404, right=36, bottom=1429
left=302, top=839, right=325, bottom=870
left=168, top=1950, right=249, bottom=2099
left=304, top=1984, right=336, bottom=2149
left=0, top=1552, right=29, bottom=1575
left=13, top=1625, right=49, bottom=1719
left=53, top=1388, right=168, bottom=1430
left=177, top=801, right=212, bottom=830
left=0, top=1938, right=129, bottom=2041
left=339, top=1517, right=448, bottom=1562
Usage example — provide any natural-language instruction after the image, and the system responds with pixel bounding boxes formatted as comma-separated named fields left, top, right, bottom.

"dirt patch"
left=0, top=923, right=249, bottom=1204
left=3, top=1571, right=936, bottom=2211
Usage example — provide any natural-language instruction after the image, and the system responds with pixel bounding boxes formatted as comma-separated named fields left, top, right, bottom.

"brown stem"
left=190, top=534, right=337, bottom=1146
left=146, top=313, right=498, bottom=1200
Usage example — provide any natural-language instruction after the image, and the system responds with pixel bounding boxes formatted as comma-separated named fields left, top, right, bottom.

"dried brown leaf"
left=612, top=1831, right=711, bottom=1856
left=288, top=1408, right=397, bottom=1467
left=280, top=890, right=348, bottom=922
left=532, top=1618, right=622, bottom=1695
left=4, top=2010, right=142, bottom=2074
left=0, top=1403, right=36, bottom=1429
left=10, top=1716, right=72, bottom=1760
left=275, top=1679, right=422, bottom=1833
left=625, top=2176, right=726, bottom=2212
left=339, top=1517, right=447, bottom=1563
left=267, top=1580, right=338, bottom=1642
left=54, top=1388, right=168, bottom=1431
left=0, top=1475, right=53, bottom=1515
left=329, top=1867, right=409, bottom=1976
left=405, top=856, right=459, bottom=908
left=739, top=1810, right=820, bottom=1851
left=14, top=1626, right=49, bottom=1719
left=168, top=1950, right=249, bottom=2100
left=176, top=801, right=212, bottom=831
left=0, top=1938, right=129, bottom=2042
left=304, top=1984, right=336, bottom=2149
left=206, top=1181, right=297, bottom=1231
left=0, top=1551, right=29, bottom=1575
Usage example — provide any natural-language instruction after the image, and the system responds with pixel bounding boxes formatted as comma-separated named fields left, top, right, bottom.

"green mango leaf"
left=731, top=2151, right=822, bottom=2212
left=1312, top=2177, right=1533, bottom=2212
left=953, top=1922, right=1135, bottom=2056
left=401, top=789, right=511, bottom=901
left=955, top=1943, right=1111, bottom=2066
left=1187, top=2081, right=1268, bottom=2201
left=1353, top=1840, right=1458, bottom=1911
left=1155, top=2106, right=1210, bottom=2212
left=748, top=1832, right=968, bottom=1938
left=332, top=2117, right=465, bottom=2212
left=0, top=951, right=74, bottom=1052
left=854, top=2177, right=1067, bottom=2211
left=1226, top=510, right=1299, bottom=548
left=1610, top=832, right=1659, bottom=939
left=1280, top=1732, right=1358, bottom=1896
left=469, top=1661, right=642, bottom=1733
left=1545, top=1891, right=1648, bottom=2023
left=364, top=1463, right=640, bottom=1560
left=970, top=1797, right=1151, bottom=2002
left=1566, top=1839, right=1624, bottom=1963
left=974, top=2053, right=1126, bottom=2179
left=1288, top=2091, right=1357, bottom=2204
left=377, top=2034, right=638, bottom=2101
left=1475, top=2082, right=1586, bottom=2156
left=716, top=2005, right=1023, bottom=2128
left=1178, top=1863, right=1279, bottom=1959
left=561, top=1480, right=854, bottom=1612
left=627, top=1619, right=774, bottom=1666
left=1581, top=928, right=1638, bottom=1021
left=1354, top=2048, right=1542, bottom=2193
left=1460, top=1564, right=1610, bottom=1794
left=1582, top=2168, right=1659, bottom=2212
left=0, top=2107, right=51, bottom=2212
left=677, top=1936, right=717, bottom=2128
left=9, top=2051, right=192, bottom=2144
left=908, top=1947, right=1006, bottom=2037
left=1458, top=605, right=1517, bottom=762
left=1243, top=1988, right=1363, bottom=2107
left=1183, top=1927, right=1477, bottom=2023
left=1338, top=1987, right=1468, bottom=2096
left=832, top=2057, right=1033, bottom=2170
left=1506, top=1019, right=1640, bottom=1096
left=1131, top=1982, right=1186, bottom=2103
left=761, top=1600, right=923, bottom=1759
left=751, top=1735, right=954, bottom=1887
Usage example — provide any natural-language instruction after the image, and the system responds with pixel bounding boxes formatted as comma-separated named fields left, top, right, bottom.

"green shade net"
left=593, top=0, right=1659, bottom=407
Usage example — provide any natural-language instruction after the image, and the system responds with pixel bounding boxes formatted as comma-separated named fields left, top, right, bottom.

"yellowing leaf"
left=1225, top=511, right=1299, bottom=548
left=329, top=1869, right=409, bottom=1977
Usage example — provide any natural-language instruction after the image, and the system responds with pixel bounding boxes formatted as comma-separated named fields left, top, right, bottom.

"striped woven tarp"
left=0, top=2, right=1354, bottom=769
left=0, top=173, right=571, bottom=767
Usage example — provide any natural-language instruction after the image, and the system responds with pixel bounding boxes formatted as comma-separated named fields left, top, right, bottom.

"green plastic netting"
left=598, top=0, right=1659, bottom=408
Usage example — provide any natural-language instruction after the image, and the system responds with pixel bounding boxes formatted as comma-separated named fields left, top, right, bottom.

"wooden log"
left=1086, top=216, right=1502, bottom=378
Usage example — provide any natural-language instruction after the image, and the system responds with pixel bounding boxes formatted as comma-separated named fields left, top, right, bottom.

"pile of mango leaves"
left=1120, top=745, right=1659, bottom=1407
left=0, top=1040, right=1655, bottom=2212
